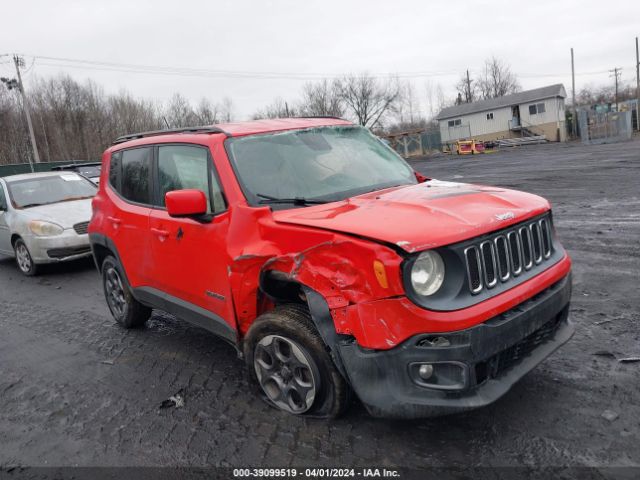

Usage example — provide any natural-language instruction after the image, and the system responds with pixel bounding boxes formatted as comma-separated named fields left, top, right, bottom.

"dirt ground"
left=0, top=139, right=639, bottom=470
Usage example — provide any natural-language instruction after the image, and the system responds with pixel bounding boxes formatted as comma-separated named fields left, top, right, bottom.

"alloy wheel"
left=105, top=266, right=127, bottom=318
left=15, top=243, right=32, bottom=273
left=254, top=335, right=318, bottom=414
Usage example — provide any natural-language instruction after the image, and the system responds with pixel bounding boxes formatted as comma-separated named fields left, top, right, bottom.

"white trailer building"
left=436, top=84, right=567, bottom=143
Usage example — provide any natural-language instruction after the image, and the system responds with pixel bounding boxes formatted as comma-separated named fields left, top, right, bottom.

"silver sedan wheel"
left=254, top=335, right=318, bottom=414
left=15, top=243, right=33, bottom=273
left=104, top=266, right=127, bottom=318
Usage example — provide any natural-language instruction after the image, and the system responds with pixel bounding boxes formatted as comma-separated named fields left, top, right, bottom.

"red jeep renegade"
left=89, top=117, right=573, bottom=418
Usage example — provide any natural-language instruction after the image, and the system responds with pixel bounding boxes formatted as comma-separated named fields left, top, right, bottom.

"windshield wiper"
left=18, top=203, right=45, bottom=209
left=256, top=193, right=329, bottom=206
left=60, top=196, right=93, bottom=202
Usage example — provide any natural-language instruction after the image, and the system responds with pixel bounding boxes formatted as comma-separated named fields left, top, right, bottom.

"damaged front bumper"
left=24, top=230, right=92, bottom=264
left=337, top=273, right=573, bottom=418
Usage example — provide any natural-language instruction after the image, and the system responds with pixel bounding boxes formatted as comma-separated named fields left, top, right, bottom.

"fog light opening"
left=410, top=362, right=468, bottom=391
left=418, top=364, right=434, bottom=380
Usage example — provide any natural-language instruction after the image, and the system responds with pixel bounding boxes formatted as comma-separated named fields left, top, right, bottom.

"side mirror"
left=165, top=189, right=208, bottom=218
left=414, top=171, right=430, bottom=183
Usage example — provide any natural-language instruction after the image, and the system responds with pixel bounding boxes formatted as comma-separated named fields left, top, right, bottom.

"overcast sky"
left=1, top=0, right=639, bottom=120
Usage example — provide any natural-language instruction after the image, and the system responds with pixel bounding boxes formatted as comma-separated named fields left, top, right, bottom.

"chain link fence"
left=578, top=109, right=633, bottom=145
left=383, top=128, right=442, bottom=158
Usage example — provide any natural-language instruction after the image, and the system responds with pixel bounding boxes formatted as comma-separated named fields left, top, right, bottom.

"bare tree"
left=252, top=97, right=297, bottom=120
left=192, top=98, right=217, bottom=125
left=476, top=57, right=520, bottom=99
left=436, top=83, right=447, bottom=111
left=165, top=93, right=197, bottom=128
left=455, top=71, right=476, bottom=103
left=218, top=97, right=234, bottom=123
left=576, top=82, right=637, bottom=107
left=298, top=79, right=344, bottom=117
left=0, top=74, right=232, bottom=165
left=337, top=74, right=401, bottom=129
left=396, top=81, right=418, bottom=124
left=387, top=81, right=428, bottom=133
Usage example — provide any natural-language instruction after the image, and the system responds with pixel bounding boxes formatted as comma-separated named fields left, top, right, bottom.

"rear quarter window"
left=0, top=183, right=7, bottom=210
left=109, top=152, right=121, bottom=190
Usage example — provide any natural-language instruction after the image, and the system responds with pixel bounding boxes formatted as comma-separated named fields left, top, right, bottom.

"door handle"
left=151, top=227, right=170, bottom=239
left=107, top=216, right=121, bottom=227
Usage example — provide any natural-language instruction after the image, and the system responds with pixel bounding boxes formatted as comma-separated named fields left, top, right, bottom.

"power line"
left=28, top=53, right=623, bottom=82
left=29, top=54, right=460, bottom=80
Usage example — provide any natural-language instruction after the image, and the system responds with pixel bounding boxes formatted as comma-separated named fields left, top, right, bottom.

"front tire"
left=101, top=256, right=151, bottom=328
left=244, top=304, right=350, bottom=418
left=14, top=239, right=38, bottom=276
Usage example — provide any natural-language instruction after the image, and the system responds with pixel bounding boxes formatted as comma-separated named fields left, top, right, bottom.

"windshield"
left=226, top=126, right=416, bottom=207
left=7, top=174, right=97, bottom=208
left=77, top=166, right=101, bottom=178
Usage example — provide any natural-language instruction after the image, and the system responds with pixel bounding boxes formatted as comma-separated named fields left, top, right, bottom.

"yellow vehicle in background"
left=454, top=139, right=485, bottom=155
left=455, top=140, right=474, bottom=155
left=443, top=139, right=487, bottom=155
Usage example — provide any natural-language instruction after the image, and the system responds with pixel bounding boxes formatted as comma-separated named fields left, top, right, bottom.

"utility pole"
left=636, top=37, right=640, bottom=132
left=466, top=69, right=472, bottom=103
left=571, top=48, right=576, bottom=138
left=13, top=55, right=40, bottom=165
left=609, top=67, right=622, bottom=111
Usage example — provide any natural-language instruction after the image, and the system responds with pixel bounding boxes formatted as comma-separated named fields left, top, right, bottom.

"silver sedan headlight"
left=410, top=250, right=445, bottom=296
left=29, top=220, right=64, bottom=236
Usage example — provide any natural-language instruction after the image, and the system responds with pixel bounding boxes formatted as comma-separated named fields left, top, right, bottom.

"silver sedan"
left=0, top=172, right=97, bottom=275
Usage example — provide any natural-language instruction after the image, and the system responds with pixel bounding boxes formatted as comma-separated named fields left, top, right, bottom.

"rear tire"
left=101, top=255, right=151, bottom=328
left=244, top=304, right=350, bottom=418
left=14, top=239, right=38, bottom=276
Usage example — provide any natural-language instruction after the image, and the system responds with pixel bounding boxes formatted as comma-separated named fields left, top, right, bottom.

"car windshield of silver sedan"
left=7, top=174, right=97, bottom=209
left=226, top=126, right=417, bottom=207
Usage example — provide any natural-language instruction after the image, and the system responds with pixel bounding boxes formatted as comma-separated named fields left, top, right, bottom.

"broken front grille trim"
left=465, top=216, right=554, bottom=295
left=474, top=307, right=566, bottom=386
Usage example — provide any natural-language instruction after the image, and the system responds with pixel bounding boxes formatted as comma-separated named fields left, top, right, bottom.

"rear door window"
left=114, top=147, right=152, bottom=204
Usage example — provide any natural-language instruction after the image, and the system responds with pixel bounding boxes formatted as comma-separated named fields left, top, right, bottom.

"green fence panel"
left=0, top=161, right=99, bottom=178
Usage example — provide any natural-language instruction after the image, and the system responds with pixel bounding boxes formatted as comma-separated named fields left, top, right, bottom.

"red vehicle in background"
left=89, top=118, right=573, bottom=418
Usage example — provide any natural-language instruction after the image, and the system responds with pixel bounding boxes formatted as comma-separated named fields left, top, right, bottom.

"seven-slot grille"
left=464, top=216, right=553, bottom=294
left=73, top=221, right=90, bottom=235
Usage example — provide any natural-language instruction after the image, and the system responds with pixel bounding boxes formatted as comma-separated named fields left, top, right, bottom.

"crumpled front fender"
left=228, top=237, right=404, bottom=337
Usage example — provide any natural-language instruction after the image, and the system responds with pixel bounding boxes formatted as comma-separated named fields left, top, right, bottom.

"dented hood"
left=272, top=180, right=550, bottom=252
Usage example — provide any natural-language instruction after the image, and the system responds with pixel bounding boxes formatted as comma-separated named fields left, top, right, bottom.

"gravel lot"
left=1, top=139, right=639, bottom=469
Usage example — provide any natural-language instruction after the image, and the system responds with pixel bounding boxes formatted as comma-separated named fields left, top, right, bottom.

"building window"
left=486, top=112, right=494, bottom=120
left=529, top=103, right=546, bottom=115
left=448, top=119, right=462, bottom=127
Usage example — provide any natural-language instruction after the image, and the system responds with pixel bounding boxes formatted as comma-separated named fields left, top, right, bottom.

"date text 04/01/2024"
left=232, top=468, right=400, bottom=478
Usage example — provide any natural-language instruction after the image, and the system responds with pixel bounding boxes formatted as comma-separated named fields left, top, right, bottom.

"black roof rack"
left=51, top=161, right=102, bottom=170
left=113, top=126, right=229, bottom=145
left=295, top=116, right=348, bottom=121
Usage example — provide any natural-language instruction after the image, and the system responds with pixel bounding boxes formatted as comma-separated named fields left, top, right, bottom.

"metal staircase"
left=502, top=118, right=547, bottom=147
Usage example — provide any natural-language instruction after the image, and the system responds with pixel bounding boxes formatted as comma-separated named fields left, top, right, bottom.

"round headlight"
left=411, top=251, right=445, bottom=296
left=29, top=220, right=64, bottom=236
